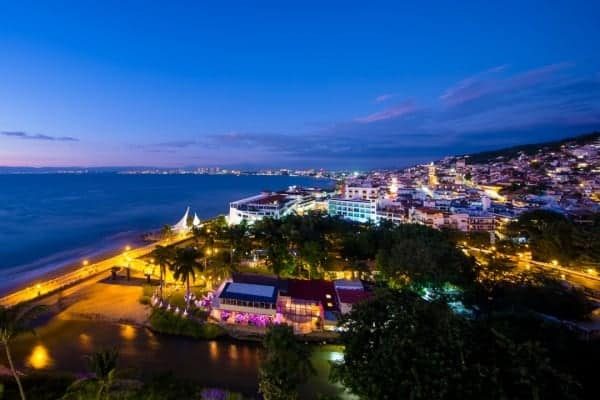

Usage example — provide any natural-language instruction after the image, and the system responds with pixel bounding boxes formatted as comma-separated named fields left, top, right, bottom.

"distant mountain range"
left=463, top=131, right=600, bottom=164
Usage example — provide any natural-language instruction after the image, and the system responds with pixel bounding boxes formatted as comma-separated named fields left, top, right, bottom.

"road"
left=0, top=235, right=190, bottom=308
left=464, top=245, right=600, bottom=296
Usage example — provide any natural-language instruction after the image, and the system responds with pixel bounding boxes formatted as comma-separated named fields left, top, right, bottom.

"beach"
left=0, top=233, right=186, bottom=308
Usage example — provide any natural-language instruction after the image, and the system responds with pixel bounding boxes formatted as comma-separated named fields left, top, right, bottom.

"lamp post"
left=205, top=248, right=212, bottom=270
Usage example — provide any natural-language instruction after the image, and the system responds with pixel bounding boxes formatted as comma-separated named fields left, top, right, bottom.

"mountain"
left=463, top=132, right=600, bottom=164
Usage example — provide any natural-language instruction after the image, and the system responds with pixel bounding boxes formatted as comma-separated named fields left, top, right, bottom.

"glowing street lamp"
left=205, top=248, right=212, bottom=269
left=551, top=260, right=558, bottom=266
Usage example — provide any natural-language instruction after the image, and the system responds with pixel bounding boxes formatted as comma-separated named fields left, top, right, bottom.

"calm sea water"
left=0, top=174, right=332, bottom=285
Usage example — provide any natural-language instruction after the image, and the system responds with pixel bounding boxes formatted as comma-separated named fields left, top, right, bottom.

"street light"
left=125, top=245, right=131, bottom=252
left=82, top=259, right=89, bottom=266
left=205, top=248, right=212, bottom=269
left=551, top=260, right=558, bottom=266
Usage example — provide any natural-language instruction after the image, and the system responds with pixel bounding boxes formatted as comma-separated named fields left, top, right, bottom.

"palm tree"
left=0, top=304, right=48, bottom=400
left=160, top=224, right=174, bottom=241
left=150, top=245, right=173, bottom=299
left=86, top=348, right=119, bottom=400
left=171, top=247, right=202, bottom=310
left=223, top=221, right=249, bottom=270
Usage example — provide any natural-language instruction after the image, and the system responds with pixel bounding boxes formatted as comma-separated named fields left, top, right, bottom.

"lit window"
left=327, top=302, right=333, bottom=307
left=325, top=294, right=331, bottom=299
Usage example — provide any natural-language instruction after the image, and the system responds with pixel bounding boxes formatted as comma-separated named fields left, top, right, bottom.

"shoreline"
left=0, top=231, right=148, bottom=298
left=0, top=232, right=186, bottom=307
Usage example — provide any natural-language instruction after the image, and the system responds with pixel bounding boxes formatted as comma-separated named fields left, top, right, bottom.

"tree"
left=331, top=289, right=580, bottom=400
left=253, top=218, right=294, bottom=276
left=375, top=224, right=476, bottom=292
left=507, top=210, right=576, bottom=265
left=332, top=289, right=472, bottom=399
left=222, top=221, right=250, bottom=270
left=160, top=224, right=174, bottom=241
left=259, top=325, right=315, bottom=400
left=170, top=247, right=202, bottom=310
left=0, top=304, right=47, bottom=400
left=86, top=349, right=119, bottom=400
left=299, top=241, right=328, bottom=278
left=150, top=245, right=174, bottom=299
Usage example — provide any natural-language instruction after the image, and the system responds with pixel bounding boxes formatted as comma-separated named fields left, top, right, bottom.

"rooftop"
left=220, top=282, right=278, bottom=303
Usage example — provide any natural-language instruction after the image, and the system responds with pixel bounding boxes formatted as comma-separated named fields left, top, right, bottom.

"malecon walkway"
left=0, top=235, right=188, bottom=308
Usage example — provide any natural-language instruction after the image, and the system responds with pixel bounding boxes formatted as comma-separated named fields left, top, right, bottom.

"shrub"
left=149, top=309, right=224, bottom=339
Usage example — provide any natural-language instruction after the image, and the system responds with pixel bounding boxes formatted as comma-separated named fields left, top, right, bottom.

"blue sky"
left=1, top=1, right=599, bottom=169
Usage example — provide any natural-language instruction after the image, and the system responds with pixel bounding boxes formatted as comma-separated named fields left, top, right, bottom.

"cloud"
left=355, top=101, right=418, bottom=123
left=1, top=131, right=79, bottom=141
left=374, top=93, right=396, bottom=103
left=152, top=140, right=197, bottom=148
left=440, top=62, right=572, bottom=106
left=136, top=140, right=198, bottom=152
left=196, top=63, right=600, bottom=168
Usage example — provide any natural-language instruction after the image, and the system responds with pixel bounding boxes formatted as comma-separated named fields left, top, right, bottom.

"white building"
left=228, top=187, right=328, bottom=225
left=228, top=192, right=303, bottom=225
left=344, top=184, right=381, bottom=200
left=328, top=197, right=377, bottom=223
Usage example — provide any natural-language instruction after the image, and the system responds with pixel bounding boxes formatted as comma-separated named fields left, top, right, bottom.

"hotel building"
left=211, top=274, right=369, bottom=334
left=328, top=197, right=377, bottom=223
left=228, top=187, right=327, bottom=225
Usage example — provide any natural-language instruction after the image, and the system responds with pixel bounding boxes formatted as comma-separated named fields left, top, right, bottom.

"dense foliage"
left=258, top=325, right=315, bottom=400
left=332, top=289, right=584, bottom=400
left=148, top=309, right=224, bottom=339
left=507, top=210, right=600, bottom=267
left=374, top=223, right=477, bottom=290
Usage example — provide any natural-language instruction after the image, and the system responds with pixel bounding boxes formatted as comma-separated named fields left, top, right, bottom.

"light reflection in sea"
left=209, top=340, right=219, bottom=361
left=228, top=344, right=238, bottom=361
left=27, top=344, right=52, bottom=369
left=120, top=324, right=136, bottom=341
left=79, top=333, right=92, bottom=351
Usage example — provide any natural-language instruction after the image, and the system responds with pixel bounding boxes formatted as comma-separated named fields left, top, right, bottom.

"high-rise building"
left=428, top=162, right=438, bottom=187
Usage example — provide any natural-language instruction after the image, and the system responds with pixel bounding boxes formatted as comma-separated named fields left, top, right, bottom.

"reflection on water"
left=328, top=350, right=344, bottom=362
left=79, top=333, right=92, bottom=351
left=8, top=319, right=349, bottom=399
left=146, top=330, right=160, bottom=350
left=120, top=324, right=136, bottom=341
left=228, top=344, right=238, bottom=361
left=209, top=340, right=218, bottom=361
left=27, top=344, right=52, bottom=369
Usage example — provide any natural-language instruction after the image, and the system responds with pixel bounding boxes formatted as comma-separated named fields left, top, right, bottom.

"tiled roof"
left=336, top=289, right=371, bottom=304
left=287, top=279, right=338, bottom=312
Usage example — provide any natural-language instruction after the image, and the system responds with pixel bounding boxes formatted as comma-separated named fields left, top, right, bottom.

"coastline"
left=0, top=230, right=147, bottom=298
left=0, top=231, right=182, bottom=307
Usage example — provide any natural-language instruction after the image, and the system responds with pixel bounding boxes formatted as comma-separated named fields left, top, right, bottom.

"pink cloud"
left=375, top=93, right=396, bottom=103
left=440, top=63, right=573, bottom=106
left=356, top=101, right=418, bottom=123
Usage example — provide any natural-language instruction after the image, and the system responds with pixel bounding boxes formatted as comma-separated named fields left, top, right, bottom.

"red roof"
left=336, top=289, right=371, bottom=304
left=254, top=194, right=288, bottom=204
left=287, top=279, right=337, bottom=311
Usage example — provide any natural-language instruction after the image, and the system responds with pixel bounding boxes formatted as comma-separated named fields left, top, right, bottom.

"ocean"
left=0, top=174, right=332, bottom=289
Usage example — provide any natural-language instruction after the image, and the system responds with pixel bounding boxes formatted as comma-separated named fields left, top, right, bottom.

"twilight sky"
left=1, top=1, right=600, bottom=169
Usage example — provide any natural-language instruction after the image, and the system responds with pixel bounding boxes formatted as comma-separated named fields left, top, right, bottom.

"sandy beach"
left=0, top=233, right=189, bottom=308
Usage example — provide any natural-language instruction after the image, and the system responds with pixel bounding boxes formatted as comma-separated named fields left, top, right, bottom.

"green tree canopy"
left=259, top=324, right=315, bottom=400
left=332, top=289, right=581, bottom=400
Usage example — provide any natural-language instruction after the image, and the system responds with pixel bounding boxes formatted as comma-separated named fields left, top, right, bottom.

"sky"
left=1, top=1, right=599, bottom=169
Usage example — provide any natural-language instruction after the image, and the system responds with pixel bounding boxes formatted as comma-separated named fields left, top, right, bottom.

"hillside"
left=463, top=131, right=600, bottom=164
